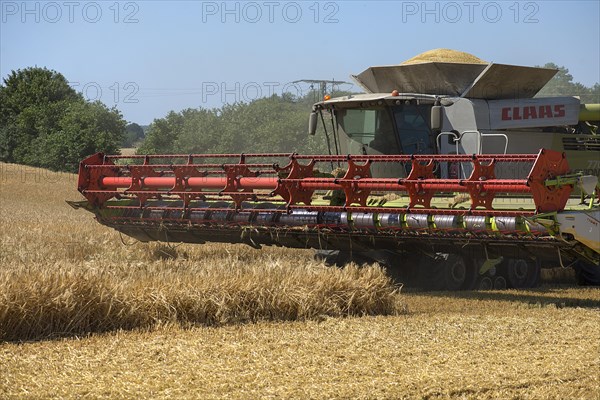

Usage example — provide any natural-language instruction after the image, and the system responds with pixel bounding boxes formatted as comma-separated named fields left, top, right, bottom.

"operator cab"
left=311, top=94, right=438, bottom=177
left=337, top=103, right=435, bottom=156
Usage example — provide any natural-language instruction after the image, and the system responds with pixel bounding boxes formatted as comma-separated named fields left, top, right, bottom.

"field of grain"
left=0, top=162, right=403, bottom=342
left=1, top=162, right=599, bottom=399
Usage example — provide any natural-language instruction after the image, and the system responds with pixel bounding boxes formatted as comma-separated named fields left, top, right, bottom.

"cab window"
left=337, top=108, right=400, bottom=154
left=392, top=105, right=434, bottom=154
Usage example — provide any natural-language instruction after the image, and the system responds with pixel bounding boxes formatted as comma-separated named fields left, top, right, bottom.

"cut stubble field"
left=0, top=162, right=599, bottom=399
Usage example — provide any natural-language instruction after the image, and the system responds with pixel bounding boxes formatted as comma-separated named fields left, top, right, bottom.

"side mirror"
left=308, top=111, right=318, bottom=135
left=430, top=106, right=442, bottom=132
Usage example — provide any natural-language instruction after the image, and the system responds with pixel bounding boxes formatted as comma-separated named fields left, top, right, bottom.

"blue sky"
left=2, top=0, right=599, bottom=125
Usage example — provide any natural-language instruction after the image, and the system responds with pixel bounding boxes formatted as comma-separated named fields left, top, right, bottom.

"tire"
left=444, top=254, right=478, bottom=291
left=493, top=276, right=507, bottom=290
left=458, top=257, right=479, bottom=291
left=479, top=276, right=493, bottom=290
left=506, top=259, right=540, bottom=289
left=420, top=253, right=477, bottom=291
left=314, top=250, right=341, bottom=266
left=315, top=250, right=375, bottom=268
left=574, top=261, right=600, bottom=286
left=444, top=254, right=467, bottom=291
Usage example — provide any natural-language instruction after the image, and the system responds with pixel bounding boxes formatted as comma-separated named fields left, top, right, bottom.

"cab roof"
left=315, top=93, right=440, bottom=108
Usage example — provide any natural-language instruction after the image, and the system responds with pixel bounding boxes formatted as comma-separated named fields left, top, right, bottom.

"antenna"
left=293, top=79, right=352, bottom=100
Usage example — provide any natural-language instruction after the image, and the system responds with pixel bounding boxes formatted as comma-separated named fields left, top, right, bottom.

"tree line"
left=137, top=92, right=330, bottom=156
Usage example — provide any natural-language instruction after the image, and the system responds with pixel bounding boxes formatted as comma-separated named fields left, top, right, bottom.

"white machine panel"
left=488, top=97, right=579, bottom=130
left=556, top=210, right=600, bottom=255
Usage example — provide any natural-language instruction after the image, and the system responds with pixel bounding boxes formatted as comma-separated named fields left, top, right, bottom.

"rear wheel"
left=445, top=255, right=467, bottom=291
left=478, top=276, right=493, bottom=290
left=574, top=261, right=600, bottom=286
left=421, top=253, right=477, bottom=291
left=314, top=250, right=341, bottom=266
left=445, top=254, right=478, bottom=291
left=493, top=276, right=507, bottom=290
left=315, top=250, right=380, bottom=268
left=506, top=259, right=540, bottom=289
left=333, top=251, right=374, bottom=267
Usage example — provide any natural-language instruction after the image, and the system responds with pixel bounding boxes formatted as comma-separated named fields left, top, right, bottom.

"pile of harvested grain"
left=401, top=48, right=487, bottom=65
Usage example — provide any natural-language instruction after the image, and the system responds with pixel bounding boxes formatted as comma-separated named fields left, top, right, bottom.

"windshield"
left=336, top=107, right=399, bottom=154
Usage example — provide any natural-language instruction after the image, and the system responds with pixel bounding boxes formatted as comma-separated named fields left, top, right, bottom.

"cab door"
left=392, top=104, right=435, bottom=155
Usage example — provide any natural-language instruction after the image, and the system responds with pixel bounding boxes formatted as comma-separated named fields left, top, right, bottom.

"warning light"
left=324, top=95, right=331, bottom=101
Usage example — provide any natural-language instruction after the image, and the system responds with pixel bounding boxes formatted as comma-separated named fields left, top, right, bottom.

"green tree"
left=590, top=83, right=600, bottom=104
left=123, top=122, right=145, bottom=147
left=142, top=93, right=331, bottom=157
left=32, top=101, right=125, bottom=171
left=537, top=63, right=599, bottom=103
left=0, top=67, right=126, bottom=171
left=0, top=67, right=80, bottom=163
left=173, top=108, right=222, bottom=154
left=137, top=110, right=188, bottom=154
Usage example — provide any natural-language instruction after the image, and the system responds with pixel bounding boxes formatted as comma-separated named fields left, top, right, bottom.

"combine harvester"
left=71, top=50, right=600, bottom=290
